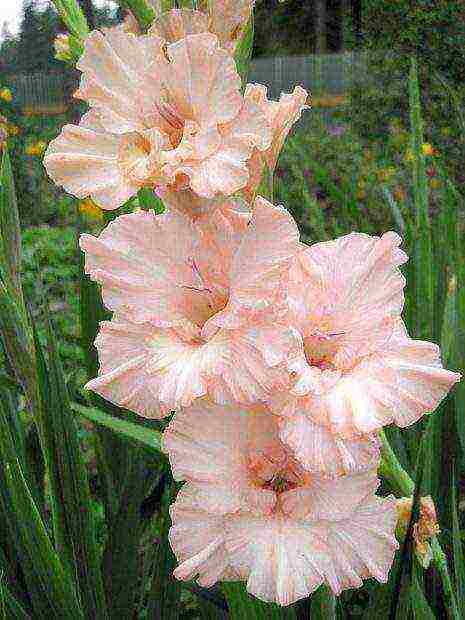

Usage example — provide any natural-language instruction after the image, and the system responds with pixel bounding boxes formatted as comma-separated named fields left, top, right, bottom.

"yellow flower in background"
left=404, top=148, right=414, bottom=163
left=7, top=124, right=20, bottom=136
left=393, top=185, right=406, bottom=202
left=430, top=178, right=441, bottom=190
left=377, top=166, right=396, bottom=183
left=356, top=189, right=366, bottom=201
left=35, top=140, right=47, bottom=155
left=0, top=87, right=12, bottom=103
left=79, top=198, right=104, bottom=221
left=26, top=140, right=48, bottom=157
left=422, top=143, right=434, bottom=157
left=25, top=144, right=38, bottom=156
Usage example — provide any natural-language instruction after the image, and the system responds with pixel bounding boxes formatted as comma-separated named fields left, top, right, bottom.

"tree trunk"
left=315, top=0, right=327, bottom=54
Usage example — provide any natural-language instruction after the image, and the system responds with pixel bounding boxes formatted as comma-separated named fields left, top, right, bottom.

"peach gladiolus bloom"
left=151, top=2, right=254, bottom=52
left=44, top=30, right=271, bottom=208
left=270, top=232, right=461, bottom=476
left=163, top=401, right=398, bottom=606
left=243, top=83, right=309, bottom=200
left=80, top=197, right=303, bottom=416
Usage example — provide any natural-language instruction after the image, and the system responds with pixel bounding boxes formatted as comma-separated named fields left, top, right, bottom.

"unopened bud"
left=54, top=33, right=72, bottom=62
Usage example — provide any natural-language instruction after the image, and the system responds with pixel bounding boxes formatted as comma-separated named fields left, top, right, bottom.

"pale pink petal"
left=79, top=209, right=210, bottom=325
left=324, top=495, right=399, bottom=593
left=225, top=516, right=326, bottom=606
left=203, top=196, right=301, bottom=335
left=245, top=84, right=309, bottom=170
left=207, top=0, right=254, bottom=52
left=149, top=8, right=209, bottom=42
left=221, top=98, right=272, bottom=151
left=278, top=411, right=380, bottom=477
left=155, top=34, right=242, bottom=127
left=166, top=125, right=252, bottom=198
left=281, top=470, right=380, bottom=521
left=308, top=325, right=461, bottom=436
left=169, top=485, right=236, bottom=587
left=288, top=232, right=408, bottom=371
left=163, top=400, right=277, bottom=487
left=87, top=317, right=297, bottom=415
left=75, top=30, right=164, bottom=133
left=44, top=111, right=137, bottom=209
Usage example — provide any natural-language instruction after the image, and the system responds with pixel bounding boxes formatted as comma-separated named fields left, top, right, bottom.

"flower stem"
left=379, top=430, right=460, bottom=620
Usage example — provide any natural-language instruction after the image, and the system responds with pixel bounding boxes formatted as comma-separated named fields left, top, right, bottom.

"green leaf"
left=235, top=15, right=254, bottom=87
left=0, top=399, right=83, bottom=618
left=408, top=55, right=433, bottom=340
left=117, top=0, right=156, bottom=31
left=73, top=403, right=164, bottom=454
left=146, top=483, right=182, bottom=620
left=33, top=320, right=109, bottom=618
left=101, top=453, right=153, bottom=620
left=451, top=467, right=465, bottom=617
left=51, top=0, right=89, bottom=40
left=138, top=187, right=165, bottom=214
left=0, top=147, right=23, bottom=303
left=223, top=583, right=297, bottom=619
left=310, top=586, right=336, bottom=619
left=0, top=574, right=30, bottom=620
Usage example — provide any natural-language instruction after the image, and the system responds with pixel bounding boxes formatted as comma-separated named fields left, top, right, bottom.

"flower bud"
left=54, top=33, right=72, bottom=63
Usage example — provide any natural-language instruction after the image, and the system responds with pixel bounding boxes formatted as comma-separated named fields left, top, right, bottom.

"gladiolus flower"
left=269, top=232, right=461, bottom=476
left=163, top=401, right=398, bottom=605
left=242, top=84, right=308, bottom=201
left=44, top=30, right=271, bottom=208
left=80, top=196, right=303, bottom=416
left=151, top=2, right=254, bottom=52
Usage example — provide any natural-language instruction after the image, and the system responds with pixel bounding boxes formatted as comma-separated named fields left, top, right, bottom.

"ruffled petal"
left=308, top=324, right=461, bottom=435
left=169, top=485, right=236, bottom=587
left=278, top=410, right=380, bottom=477
left=245, top=84, right=309, bottom=170
left=281, top=470, right=380, bottom=521
left=44, top=111, right=136, bottom=209
left=225, top=515, right=327, bottom=606
left=324, top=495, right=399, bottom=593
left=166, top=125, right=252, bottom=198
left=155, top=33, right=242, bottom=128
left=79, top=209, right=210, bottom=325
left=163, top=400, right=277, bottom=487
left=207, top=0, right=254, bottom=52
left=203, top=196, right=300, bottom=334
left=149, top=8, right=209, bottom=42
left=75, top=30, right=164, bottom=133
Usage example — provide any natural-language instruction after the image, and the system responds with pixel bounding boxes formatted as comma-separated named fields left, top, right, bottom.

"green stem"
left=430, top=539, right=461, bottom=620
left=379, top=430, right=460, bottom=620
